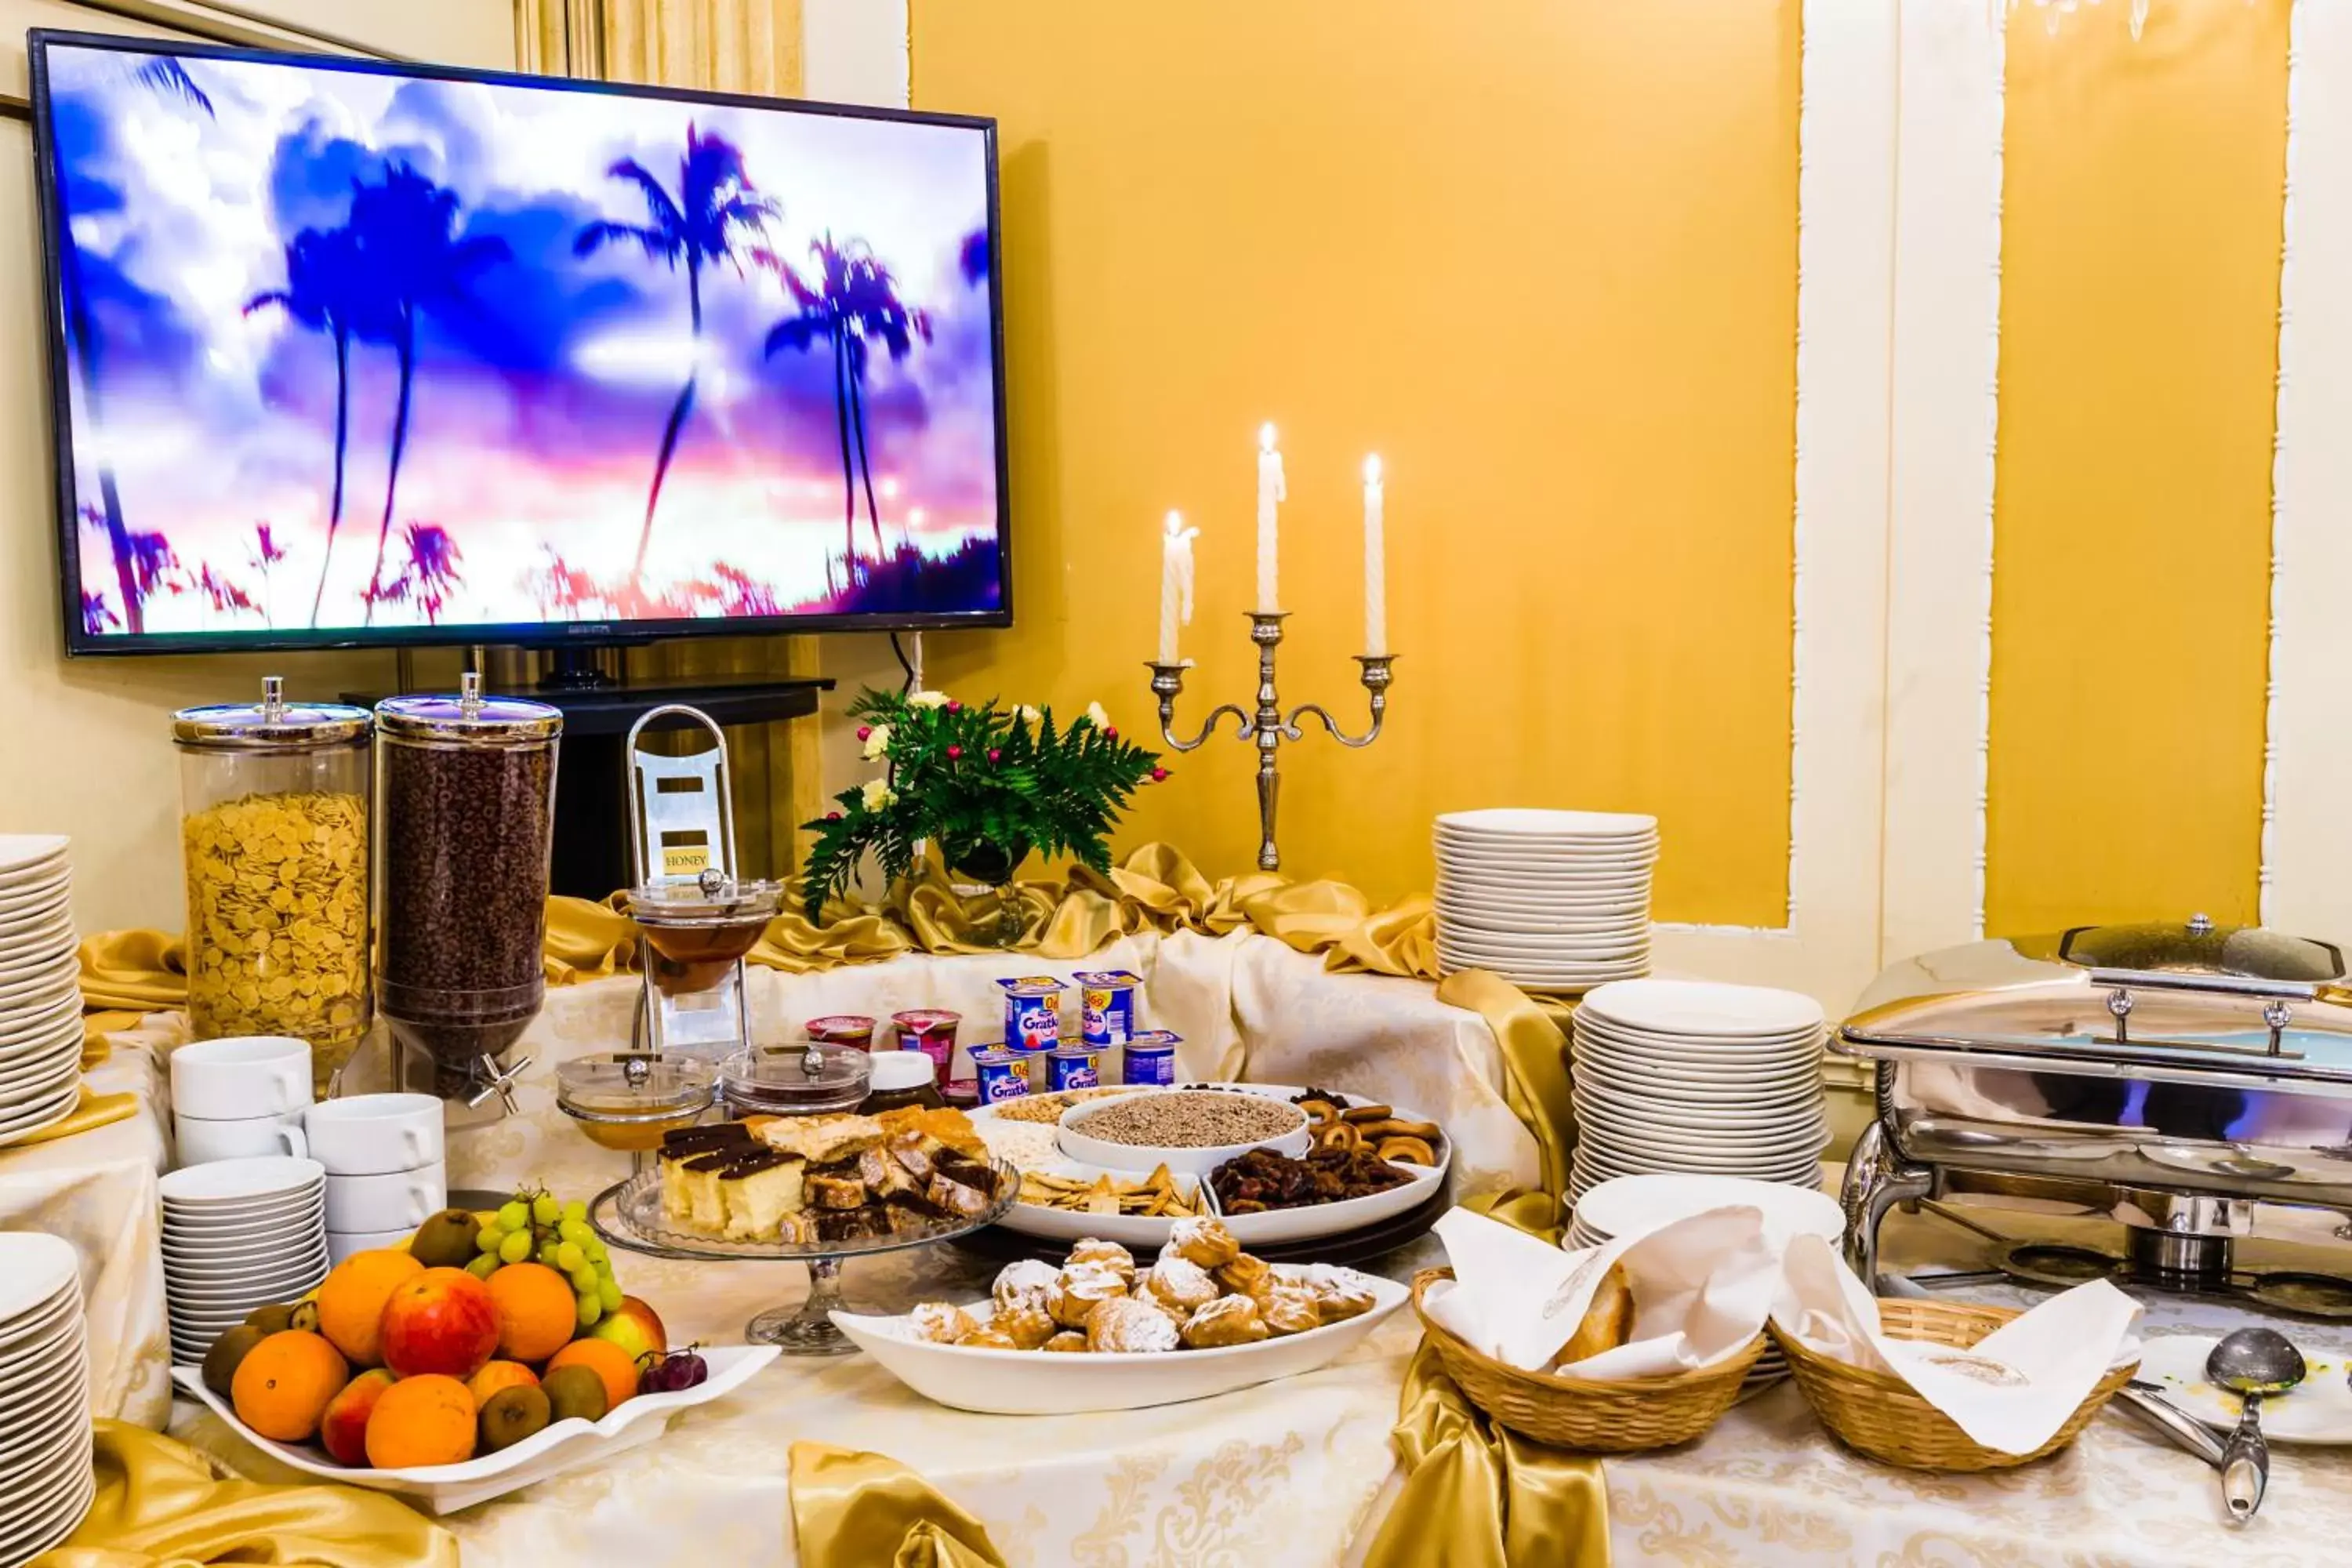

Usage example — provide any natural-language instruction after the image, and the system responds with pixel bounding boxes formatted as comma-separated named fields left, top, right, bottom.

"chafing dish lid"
left=2053, top=914, right=2343, bottom=985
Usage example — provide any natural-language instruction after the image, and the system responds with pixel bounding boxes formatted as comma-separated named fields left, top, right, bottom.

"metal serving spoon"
left=2206, top=1327, right=2306, bottom=1522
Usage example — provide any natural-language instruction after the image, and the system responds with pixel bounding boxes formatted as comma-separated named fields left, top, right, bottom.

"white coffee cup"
left=324, top=1163, right=448, bottom=1232
left=174, top=1112, right=307, bottom=1167
left=171, top=1036, right=312, bottom=1120
left=304, top=1094, right=446, bottom=1177
left=327, top=1227, right=417, bottom=1265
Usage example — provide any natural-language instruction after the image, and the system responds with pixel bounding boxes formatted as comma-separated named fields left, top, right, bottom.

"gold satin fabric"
left=788, top=1443, right=1007, bottom=1568
left=31, top=1419, right=457, bottom=1568
left=9, top=1086, right=139, bottom=1149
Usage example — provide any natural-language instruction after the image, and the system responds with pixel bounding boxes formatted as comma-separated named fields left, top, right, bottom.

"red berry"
left=946, top=700, right=963, bottom=713
left=946, top=745, right=964, bottom=760
left=856, top=725, right=872, bottom=741
left=1105, top=726, right=1119, bottom=740
left=826, top=810, right=843, bottom=820
left=986, top=748, right=1001, bottom=763
left=1150, top=767, right=1169, bottom=782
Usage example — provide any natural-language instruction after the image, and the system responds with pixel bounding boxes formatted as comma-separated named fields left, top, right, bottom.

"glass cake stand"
left=590, top=1159, right=1018, bottom=1355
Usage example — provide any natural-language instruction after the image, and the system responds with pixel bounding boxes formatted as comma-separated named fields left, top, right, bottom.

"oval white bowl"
left=1057, top=1091, right=1312, bottom=1177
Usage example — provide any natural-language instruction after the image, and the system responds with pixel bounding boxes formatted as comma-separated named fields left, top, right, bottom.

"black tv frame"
left=27, top=27, right=1014, bottom=658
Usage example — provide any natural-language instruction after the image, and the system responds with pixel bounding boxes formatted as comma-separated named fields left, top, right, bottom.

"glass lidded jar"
left=557, top=1052, right=715, bottom=1173
left=174, top=677, right=372, bottom=1096
left=373, top=673, right=561, bottom=1098
left=719, top=1045, right=872, bottom=1120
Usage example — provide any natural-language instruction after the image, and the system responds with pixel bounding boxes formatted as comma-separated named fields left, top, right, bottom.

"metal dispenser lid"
left=173, top=676, right=369, bottom=750
left=2054, top=914, right=2344, bottom=985
left=375, top=672, right=561, bottom=746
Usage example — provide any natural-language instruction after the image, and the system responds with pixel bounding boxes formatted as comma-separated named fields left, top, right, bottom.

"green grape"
left=569, top=1265, right=598, bottom=1295
left=496, top=1230, right=532, bottom=1265
left=475, top=1226, right=504, bottom=1254
left=556, top=1220, right=591, bottom=1247
left=561, top=1199, right=588, bottom=1225
left=536, top=1243, right=562, bottom=1267
left=496, top=1200, right=529, bottom=1231
left=597, top=1277, right=623, bottom=1312
left=581, top=1238, right=607, bottom=1265
left=554, top=1242, right=584, bottom=1272
left=531, top=1193, right=561, bottom=1226
left=576, top=1295, right=602, bottom=1328
left=466, top=1254, right=500, bottom=1281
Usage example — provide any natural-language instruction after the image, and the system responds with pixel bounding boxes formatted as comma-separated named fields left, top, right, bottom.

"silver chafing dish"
left=1838, top=915, right=2352, bottom=1289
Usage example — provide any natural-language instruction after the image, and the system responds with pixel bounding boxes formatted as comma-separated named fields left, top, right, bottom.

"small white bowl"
left=325, top=1164, right=447, bottom=1232
left=1056, top=1090, right=1312, bottom=1177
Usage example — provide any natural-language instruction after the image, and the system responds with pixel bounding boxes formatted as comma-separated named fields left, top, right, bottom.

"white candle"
left=1363, top=454, right=1386, bottom=656
left=1256, top=423, right=1285, bottom=612
left=1158, top=510, right=1197, bottom=665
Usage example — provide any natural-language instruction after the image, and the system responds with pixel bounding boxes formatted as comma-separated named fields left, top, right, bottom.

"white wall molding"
left=1652, top=0, right=1894, bottom=1015
left=1880, top=0, right=2005, bottom=960
left=2263, top=1, right=2350, bottom=938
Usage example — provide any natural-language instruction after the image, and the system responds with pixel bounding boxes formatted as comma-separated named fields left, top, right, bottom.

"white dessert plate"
left=175, top=1344, right=778, bottom=1513
left=1571, top=1013, right=1821, bottom=1054
left=1580, top=980, right=1824, bottom=1038
left=833, top=1269, right=1406, bottom=1414
left=1570, top=1174, right=1842, bottom=1246
left=1437, top=809, right=1658, bottom=837
left=159, top=1156, right=327, bottom=1203
left=2137, top=1335, right=2352, bottom=1443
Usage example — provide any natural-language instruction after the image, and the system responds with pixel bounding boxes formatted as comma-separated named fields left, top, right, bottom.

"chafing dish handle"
left=2082, top=967, right=2325, bottom=1002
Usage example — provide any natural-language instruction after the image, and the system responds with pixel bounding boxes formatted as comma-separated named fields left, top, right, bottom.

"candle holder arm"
left=1147, top=662, right=1255, bottom=753
left=1283, top=655, right=1396, bottom=749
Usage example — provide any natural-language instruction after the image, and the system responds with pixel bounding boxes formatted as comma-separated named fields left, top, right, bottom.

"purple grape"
left=646, top=1349, right=707, bottom=1392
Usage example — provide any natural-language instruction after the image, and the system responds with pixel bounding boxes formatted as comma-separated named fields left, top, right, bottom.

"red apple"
left=379, top=1267, right=500, bottom=1381
left=590, top=1296, right=668, bottom=1363
left=320, top=1369, right=395, bottom=1467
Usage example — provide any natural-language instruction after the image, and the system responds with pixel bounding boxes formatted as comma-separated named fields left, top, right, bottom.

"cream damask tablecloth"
left=142, top=940, right=2352, bottom=1565
left=0, top=1043, right=169, bottom=1428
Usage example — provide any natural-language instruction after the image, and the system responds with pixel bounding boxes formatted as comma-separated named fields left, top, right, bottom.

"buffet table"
left=76, top=940, right=2352, bottom=1563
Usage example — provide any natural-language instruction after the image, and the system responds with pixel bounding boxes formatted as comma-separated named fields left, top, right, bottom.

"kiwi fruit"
left=201, top=1324, right=265, bottom=1398
left=410, top=1209, right=483, bottom=1271
left=243, top=1304, right=295, bottom=1335
left=479, top=1385, right=552, bottom=1452
left=288, top=1301, right=321, bottom=1334
left=542, top=1364, right=608, bottom=1424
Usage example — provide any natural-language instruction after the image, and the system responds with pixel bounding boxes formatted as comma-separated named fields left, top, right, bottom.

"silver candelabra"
left=1147, top=612, right=1396, bottom=872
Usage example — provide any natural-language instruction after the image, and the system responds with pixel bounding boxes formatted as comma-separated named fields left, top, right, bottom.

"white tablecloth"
left=0, top=1043, right=169, bottom=1427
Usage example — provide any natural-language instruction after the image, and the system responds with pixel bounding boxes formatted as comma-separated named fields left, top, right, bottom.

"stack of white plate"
left=160, top=1156, right=329, bottom=1366
left=0, top=836, right=83, bottom=1149
left=1433, top=810, right=1655, bottom=993
left=1566, top=1173, right=1842, bottom=1392
left=0, top=1232, right=96, bottom=1565
left=1569, top=979, right=1828, bottom=1200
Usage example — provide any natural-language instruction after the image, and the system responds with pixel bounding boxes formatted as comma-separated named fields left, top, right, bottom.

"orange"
left=363, top=1374, right=478, bottom=1469
left=545, top=1337, right=639, bottom=1410
left=467, top=1359, right=541, bottom=1409
left=485, top=1263, right=576, bottom=1364
left=316, top=1250, right=425, bottom=1367
left=230, top=1330, right=349, bottom=1443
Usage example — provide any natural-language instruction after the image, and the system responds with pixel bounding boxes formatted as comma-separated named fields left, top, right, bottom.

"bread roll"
left=1557, top=1262, right=1634, bottom=1365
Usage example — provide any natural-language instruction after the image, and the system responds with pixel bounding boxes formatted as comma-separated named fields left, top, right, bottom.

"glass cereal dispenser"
left=174, top=677, right=372, bottom=1096
left=373, top=673, right=561, bottom=1106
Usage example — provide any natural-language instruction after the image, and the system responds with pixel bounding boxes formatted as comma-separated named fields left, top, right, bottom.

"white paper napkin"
left=1425, top=1203, right=1780, bottom=1380
left=1771, top=1233, right=2143, bottom=1454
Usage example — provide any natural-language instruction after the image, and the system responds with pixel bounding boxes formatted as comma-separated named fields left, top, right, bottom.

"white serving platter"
left=173, top=1344, right=778, bottom=1512
left=978, top=1084, right=1450, bottom=1248
left=832, top=1268, right=1406, bottom=1414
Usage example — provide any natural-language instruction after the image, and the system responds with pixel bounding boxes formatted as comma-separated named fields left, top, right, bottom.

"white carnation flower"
left=860, top=779, right=897, bottom=811
left=1018, top=705, right=1043, bottom=724
left=906, top=691, right=949, bottom=710
left=1084, top=701, right=1111, bottom=731
left=861, top=723, right=892, bottom=760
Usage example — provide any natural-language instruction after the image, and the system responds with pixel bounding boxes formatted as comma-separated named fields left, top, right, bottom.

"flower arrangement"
left=800, top=688, right=1167, bottom=918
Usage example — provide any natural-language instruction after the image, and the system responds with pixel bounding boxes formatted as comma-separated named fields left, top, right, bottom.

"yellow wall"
left=0, top=2, right=506, bottom=934
left=1985, top=0, right=2288, bottom=935
left=904, top=0, right=1802, bottom=919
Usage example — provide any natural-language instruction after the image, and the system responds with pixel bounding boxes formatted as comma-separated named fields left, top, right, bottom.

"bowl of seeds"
left=1056, top=1088, right=1312, bottom=1176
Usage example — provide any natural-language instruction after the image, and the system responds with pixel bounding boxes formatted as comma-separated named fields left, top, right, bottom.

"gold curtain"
left=509, top=0, right=822, bottom=881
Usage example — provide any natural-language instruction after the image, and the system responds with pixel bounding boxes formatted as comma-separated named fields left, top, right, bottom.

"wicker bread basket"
left=1410, top=1268, right=1762, bottom=1452
left=1770, top=1298, right=2136, bottom=1472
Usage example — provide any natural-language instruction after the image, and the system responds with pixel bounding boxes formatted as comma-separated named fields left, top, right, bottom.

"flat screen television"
left=27, top=30, right=1010, bottom=655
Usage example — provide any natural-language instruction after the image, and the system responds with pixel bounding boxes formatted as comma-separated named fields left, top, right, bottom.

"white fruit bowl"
left=172, top=1344, right=777, bottom=1513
